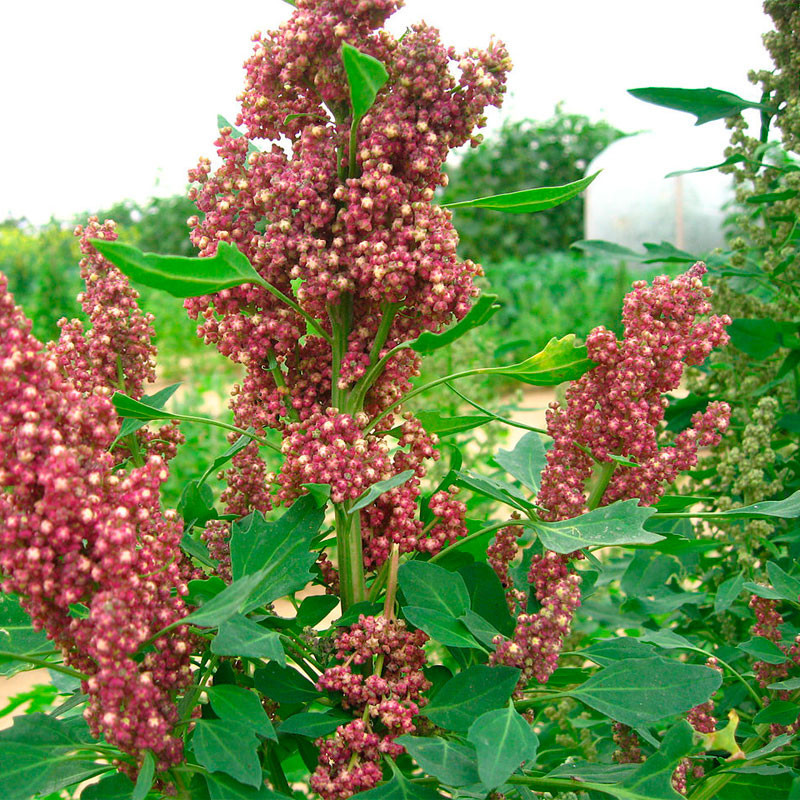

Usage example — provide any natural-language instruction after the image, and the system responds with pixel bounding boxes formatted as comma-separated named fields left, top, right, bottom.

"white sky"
left=0, top=0, right=771, bottom=225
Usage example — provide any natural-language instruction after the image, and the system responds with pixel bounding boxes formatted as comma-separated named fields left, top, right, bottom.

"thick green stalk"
left=585, top=460, right=616, bottom=510
left=335, top=506, right=366, bottom=611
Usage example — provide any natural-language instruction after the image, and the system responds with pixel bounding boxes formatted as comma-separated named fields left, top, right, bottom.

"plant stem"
left=585, top=460, right=616, bottom=510
left=329, top=294, right=353, bottom=412
left=383, top=545, right=399, bottom=620
left=0, top=651, right=88, bottom=680
left=365, top=366, right=503, bottom=433
left=335, top=505, right=366, bottom=611
left=428, top=520, right=520, bottom=564
left=446, top=383, right=550, bottom=436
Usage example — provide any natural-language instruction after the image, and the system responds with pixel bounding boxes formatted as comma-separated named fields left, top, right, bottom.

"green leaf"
left=483, top=335, right=594, bottom=386
left=571, top=239, right=643, bottom=260
left=182, top=570, right=268, bottom=628
left=133, top=751, right=155, bottom=800
left=654, top=495, right=713, bottom=513
left=627, top=86, right=775, bottom=125
left=115, top=382, right=181, bottom=440
left=349, top=769, right=445, bottom=799
left=613, top=721, right=695, bottom=800
left=766, top=561, right=800, bottom=603
left=81, top=773, right=136, bottom=800
left=295, top=594, right=339, bottom=628
left=410, top=294, right=500, bottom=355
left=467, top=704, right=539, bottom=790
left=580, top=637, right=657, bottom=667
left=178, top=479, right=218, bottom=527
left=746, top=189, right=799, bottom=204
left=458, top=561, right=516, bottom=637
left=301, top=482, right=331, bottom=506
left=0, top=594, right=51, bottom=677
left=739, top=637, right=787, bottom=665
left=715, top=572, right=746, bottom=614
left=388, top=412, right=491, bottom=439
left=254, top=662, right=320, bottom=703
left=443, top=172, right=599, bottom=213
left=768, top=677, right=800, bottom=691
left=454, top=469, right=533, bottom=511
left=459, top=609, right=502, bottom=648
left=350, top=469, right=416, bottom=513
left=92, top=239, right=264, bottom=298
left=230, top=496, right=324, bottom=608
left=728, top=318, right=793, bottom=360
left=665, top=152, right=749, bottom=178
left=207, top=685, right=277, bottom=740
left=395, top=735, right=480, bottom=787
left=569, top=657, right=722, bottom=728
left=181, top=534, right=215, bottom=568
left=423, top=665, right=521, bottom=732
left=212, top=614, right=286, bottom=664
left=744, top=581, right=785, bottom=601
left=205, top=773, right=290, bottom=800
left=753, top=700, right=800, bottom=726
left=201, top=432, right=254, bottom=482
left=398, top=561, right=470, bottom=617
left=530, top=500, right=661, bottom=554
left=277, top=711, right=350, bottom=738
left=193, top=719, right=262, bottom=787
left=638, top=629, right=694, bottom=650
left=0, top=713, right=106, bottom=800
left=495, top=432, right=548, bottom=493
left=403, top=606, right=482, bottom=649
left=341, top=42, right=388, bottom=122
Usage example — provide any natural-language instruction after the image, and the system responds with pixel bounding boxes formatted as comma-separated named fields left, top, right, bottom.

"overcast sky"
left=1, top=1, right=772, bottom=225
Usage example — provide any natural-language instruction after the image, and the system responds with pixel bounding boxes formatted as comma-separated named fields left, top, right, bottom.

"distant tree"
left=441, top=106, right=624, bottom=260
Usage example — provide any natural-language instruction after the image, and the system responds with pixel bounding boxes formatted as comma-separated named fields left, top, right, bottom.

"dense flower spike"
left=491, top=551, right=582, bottom=686
left=492, top=266, right=730, bottom=688
left=0, top=275, right=191, bottom=770
left=185, top=0, right=510, bottom=477
left=313, top=615, right=430, bottom=799
left=538, top=263, right=731, bottom=520
left=49, top=218, right=157, bottom=398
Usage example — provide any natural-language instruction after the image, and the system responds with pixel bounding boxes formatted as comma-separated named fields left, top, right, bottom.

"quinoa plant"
left=2, top=2, right=800, bottom=800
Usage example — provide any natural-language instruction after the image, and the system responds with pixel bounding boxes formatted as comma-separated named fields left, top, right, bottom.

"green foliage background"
left=440, top=106, right=624, bottom=261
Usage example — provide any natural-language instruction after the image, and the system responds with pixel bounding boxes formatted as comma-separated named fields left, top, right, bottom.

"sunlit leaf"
left=193, top=719, right=262, bottom=787
left=483, top=335, right=594, bottom=386
left=207, top=685, right=277, bottom=740
left=443, top=172, right=599, bottom=214
left=395, top=735, right=480, bottom=787
left=410, top=294, right=500, bottom=354
left=529, top=500, right=661, bottom=553
left=350, top=470, right=416, bottom=513
left=93, top=239, right=263, bottom=298
left=341, top=42, right=388, bottom=122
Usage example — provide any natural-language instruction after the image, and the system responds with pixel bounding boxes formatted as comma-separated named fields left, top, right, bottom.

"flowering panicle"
left=0, top=275, right=191, bottom=771
left=184, top=0, right=509, bottom=497
left=313, top=614, right=430, bottom=798
left=49, top=217, right=157, bottom=398
left=47, top=218, right=184, bottom=465
left=538, top=263, right=731, bottom=520
left=490, top=265, right=731, bottom=687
